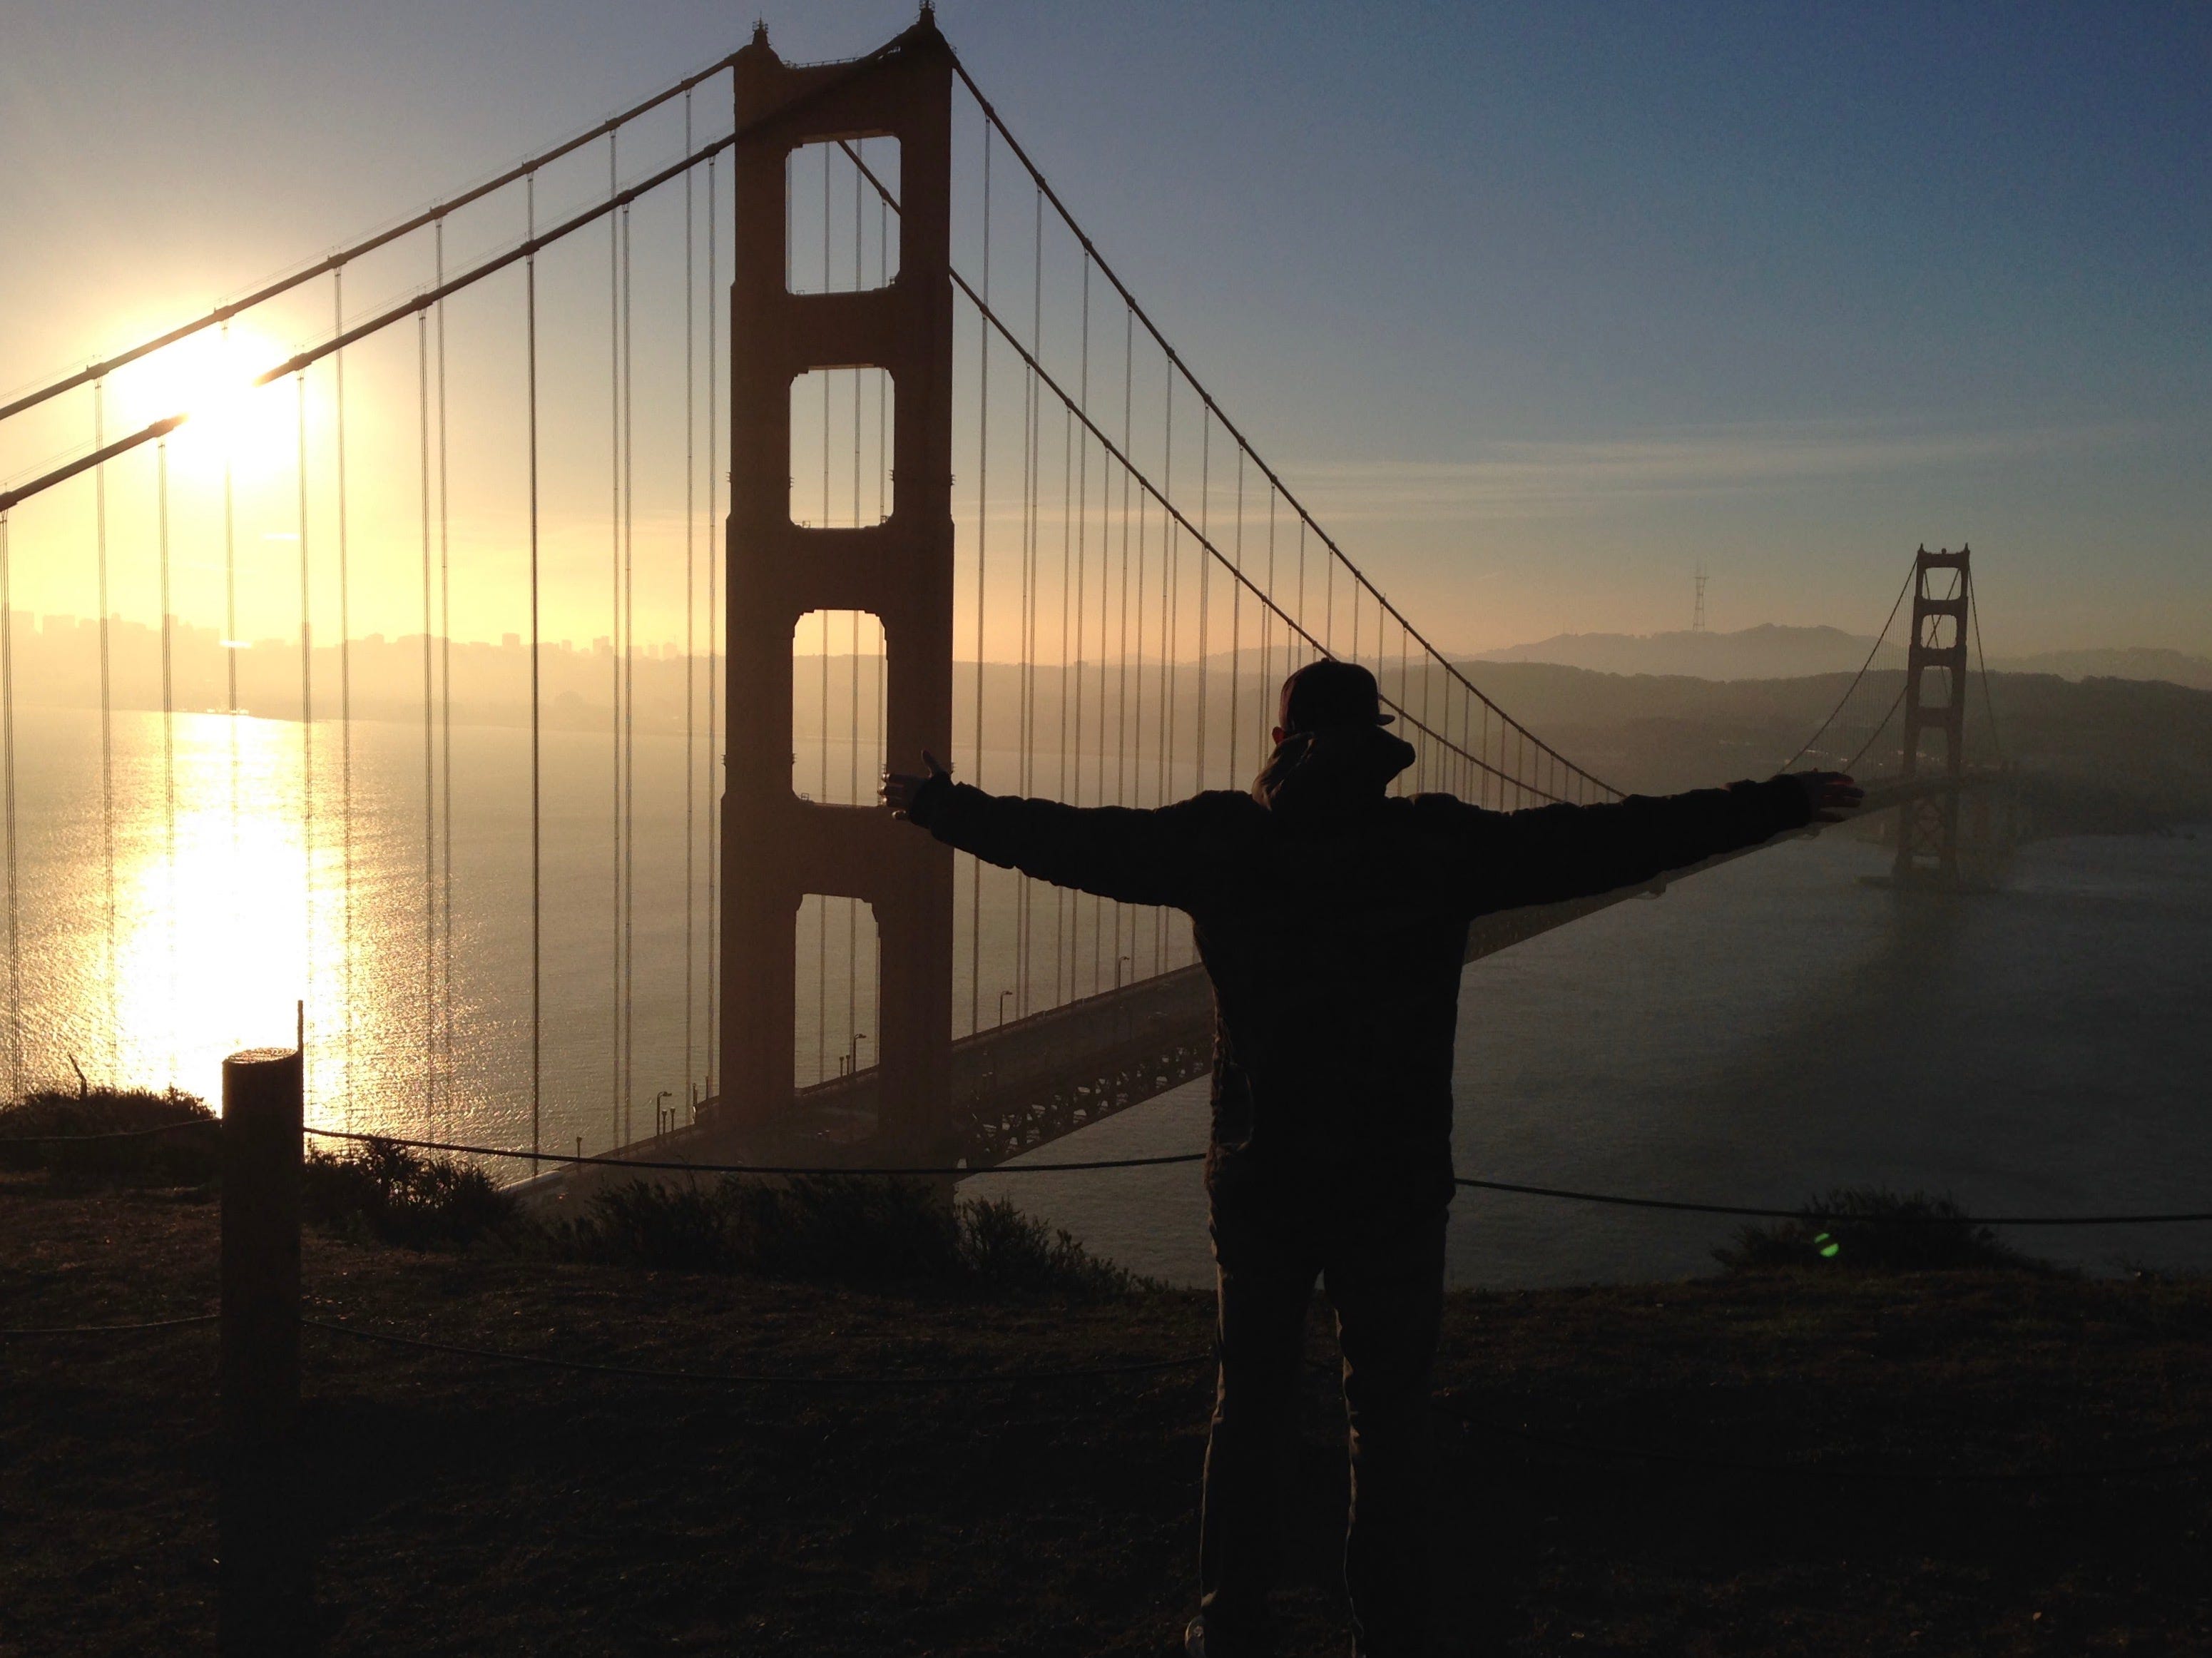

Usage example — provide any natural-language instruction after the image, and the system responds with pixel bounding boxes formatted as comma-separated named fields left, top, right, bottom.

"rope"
left=304, top=1125, right=1202, bottom=1176
left=0, top=1313, right=217, bottom=1338
left=305, top=1316, right=1211, bottom=1386
left=1780, top=559, right=1915, bottom=773
left=0, top=1116, right=215, bottom=1144
left=1455, top=1174, right=2212, bottom=1226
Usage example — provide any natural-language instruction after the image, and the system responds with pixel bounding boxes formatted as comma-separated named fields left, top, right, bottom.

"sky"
left=2, top=0, right=2206, bottom=657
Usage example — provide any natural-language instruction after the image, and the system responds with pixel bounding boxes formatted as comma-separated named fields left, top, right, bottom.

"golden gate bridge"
left=0, top=14, right=2001, bottom=1183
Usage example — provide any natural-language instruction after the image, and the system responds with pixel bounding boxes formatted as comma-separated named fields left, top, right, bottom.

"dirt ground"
left=6, top=1176, right=2211, bottom=1656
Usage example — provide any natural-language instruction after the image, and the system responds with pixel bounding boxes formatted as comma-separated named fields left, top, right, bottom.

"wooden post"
left=219, top=1044, right=306, bottom=1655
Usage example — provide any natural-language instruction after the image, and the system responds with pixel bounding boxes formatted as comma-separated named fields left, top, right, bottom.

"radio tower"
left=1691, top=565, right=1708, bottom=633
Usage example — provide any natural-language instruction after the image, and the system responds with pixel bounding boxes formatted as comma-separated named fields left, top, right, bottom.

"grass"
left=1713, top=1185, right=2054, bottom=1273
left=8, top=1178, right=2211, bottom=1656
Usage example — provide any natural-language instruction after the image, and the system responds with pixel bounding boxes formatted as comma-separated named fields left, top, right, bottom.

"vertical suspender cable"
left=608, top=132, right=623, bottom=1146
left=1114, top=306, right=1133, bottom=981
left=683, top=95, right=696, bottom=1107
left=93, top=382, right=118, bottom=1063
left=1072, top=255, right=1092, bottom=992
left=295, top=376, right=313, bottom=1099
left=418, top=314, right=435, bottom=1123
left=335, top=269, right=355, bottom=1112
left=437, top=229, right=456, bottom=1122
left=0, top=511, right=16, bottom=1097
left=705, top=146, right=720, bottom=1097
left=621, top=200, right=636, bottom=1134
left=526, top=173, right=543, bottom=1166
left=1195, top=411, right=1208, bottom=792
left=968, top=123, right=991, bottom=1039
left=1158, top=372, right=1174, bottom=971
left=220, top=336, right=240, bottom=1051
left=158, top=440, right=177, bottom=1081
left=1228, top=449, right=1241, bottom=785
left=1057, top=400, right=1072, bottom=1006
left=815, top=147, right=830, bottom=1084
left=847, top=153, right=863, bottom=1067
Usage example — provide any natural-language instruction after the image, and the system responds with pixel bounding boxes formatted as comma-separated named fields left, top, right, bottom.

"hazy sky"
left=4, top=1, right=2206, bottom=656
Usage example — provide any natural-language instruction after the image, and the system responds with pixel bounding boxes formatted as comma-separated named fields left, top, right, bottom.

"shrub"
left=302, top=1136, right=519, bottom=1250
left=1713, top=1187, right=2052, bottom=1274
left=0, top=1086, right=219, bottom=1186
left=552, top=1175, right=1146, bottom=1298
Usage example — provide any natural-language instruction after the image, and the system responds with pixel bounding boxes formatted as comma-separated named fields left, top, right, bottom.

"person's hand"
left=1788, top=770, right=1864, bottom=823
left=883, top=751, right=951, bottom=823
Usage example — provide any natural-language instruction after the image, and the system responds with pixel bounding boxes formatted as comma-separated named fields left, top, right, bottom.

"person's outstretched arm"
left=884, top=751, right=1233, bottom=910
left=1449, top=771, right=1862, bottom=914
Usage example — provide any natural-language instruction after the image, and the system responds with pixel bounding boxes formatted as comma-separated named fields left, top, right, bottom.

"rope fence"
left=13, top=1118, right=2208, bottom=1227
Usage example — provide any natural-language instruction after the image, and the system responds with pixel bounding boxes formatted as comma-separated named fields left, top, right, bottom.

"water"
left=11, top=706, right=2210, bottom=1286
left=968, top=825, right=2212, bottom=1286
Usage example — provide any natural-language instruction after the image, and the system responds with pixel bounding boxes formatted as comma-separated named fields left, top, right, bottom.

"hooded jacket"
left=915, top=724, right=1813, bottom=1204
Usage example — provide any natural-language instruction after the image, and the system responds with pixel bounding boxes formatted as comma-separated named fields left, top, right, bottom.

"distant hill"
left=1987, top=646, right=2212, bottom=692
left=1474, top=626, right=2212, bottom=694
left=1474, top=624, right=1897, bottom=680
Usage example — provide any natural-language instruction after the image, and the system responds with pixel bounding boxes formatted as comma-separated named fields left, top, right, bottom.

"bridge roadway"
left=537, top=777, right=1979, bottom=1194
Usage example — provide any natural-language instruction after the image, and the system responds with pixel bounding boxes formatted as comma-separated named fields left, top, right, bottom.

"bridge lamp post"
left=1116, top=955, right=1131, bottom=990
left=999, top=989, right=1014, bottom=1028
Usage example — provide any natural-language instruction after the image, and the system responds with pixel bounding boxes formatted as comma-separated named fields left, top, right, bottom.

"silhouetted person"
left=886, top=658, right=1860, bottom=1658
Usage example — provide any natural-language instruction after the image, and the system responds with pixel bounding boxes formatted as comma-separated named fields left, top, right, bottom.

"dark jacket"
left=919, top=723, right=1812, bottom=1204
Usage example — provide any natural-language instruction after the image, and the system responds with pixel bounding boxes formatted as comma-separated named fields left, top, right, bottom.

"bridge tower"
left=715, top=19, right=957, bottom=1161
left=1892, top=544, right=1972, bottom=887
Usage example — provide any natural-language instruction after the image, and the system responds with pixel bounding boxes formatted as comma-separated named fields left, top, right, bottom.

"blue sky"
left=4, top=1, right=2206, bottom=653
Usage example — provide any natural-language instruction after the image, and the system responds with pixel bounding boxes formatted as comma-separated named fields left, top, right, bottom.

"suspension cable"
left=158, top=436, right=178, bottom=1082
left=1780, top=557, right=1915, bottom=773
left=940, top=54, right=1617, bottom=800
left=0, top=50, right=752, bottom=427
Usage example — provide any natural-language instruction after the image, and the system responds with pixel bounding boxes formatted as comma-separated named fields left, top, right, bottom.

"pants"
left=1198, top=1164, right=1449, bottom=1658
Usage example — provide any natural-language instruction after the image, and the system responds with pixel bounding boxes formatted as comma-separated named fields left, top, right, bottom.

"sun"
left=112, top=322, right=296, bottom=482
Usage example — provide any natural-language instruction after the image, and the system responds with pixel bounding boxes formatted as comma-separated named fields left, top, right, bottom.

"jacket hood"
left=1251, top=721, right=1418, bottom=823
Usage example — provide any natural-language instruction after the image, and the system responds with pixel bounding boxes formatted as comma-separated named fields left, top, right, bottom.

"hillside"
left=1455, top=661, right=2212, bottom=831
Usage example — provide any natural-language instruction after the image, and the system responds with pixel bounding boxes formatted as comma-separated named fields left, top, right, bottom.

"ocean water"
left=9, top=706, right=2209, bottom=1286
left=968, top=823, right=2212, bottom=1287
